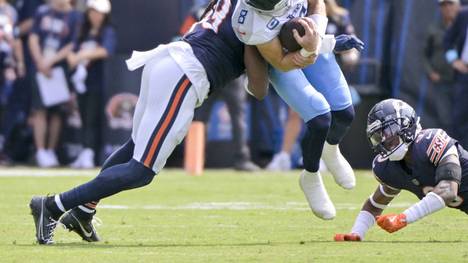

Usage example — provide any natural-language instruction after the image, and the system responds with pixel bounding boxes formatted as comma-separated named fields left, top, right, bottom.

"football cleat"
left=299, top=170, right=336, bottom=220
left=29, top=196, right=59, bottom=245
left=60, top=209, right=100, bottom=242
left=321, top=143, right=355, bottom=190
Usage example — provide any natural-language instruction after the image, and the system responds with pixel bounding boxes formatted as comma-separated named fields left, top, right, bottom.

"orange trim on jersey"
left=143, top=78, right=191, bottom=168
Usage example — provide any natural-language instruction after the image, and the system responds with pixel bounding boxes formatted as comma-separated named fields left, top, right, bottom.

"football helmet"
left=245, top=0, right=292, bottom=16
left=366, top=99, right=420, bottom=161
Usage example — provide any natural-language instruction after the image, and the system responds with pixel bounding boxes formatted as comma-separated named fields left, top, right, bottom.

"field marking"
left=0, top=168, right=98, bottom=177
left=98, top=202, right=413, bottom=211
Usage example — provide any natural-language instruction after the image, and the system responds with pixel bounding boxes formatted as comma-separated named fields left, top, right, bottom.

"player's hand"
left=376, top=213, right=407, bottom=233
left=334, top=34, right=365, bottom=53
left=293, top=17, right=321, bottom=54
left=452, top=60, right=468, bottom=74
left=334, top=233, right=362, bottom=242
left=292, top=51, right=317, bottom=68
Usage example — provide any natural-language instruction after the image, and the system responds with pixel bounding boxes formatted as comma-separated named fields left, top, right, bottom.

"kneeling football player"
left=335, top=99, right=467, bottom=241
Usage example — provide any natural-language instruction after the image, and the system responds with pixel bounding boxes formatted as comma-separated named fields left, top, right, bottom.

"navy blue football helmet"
left=366, top=99, right=420, bottom=158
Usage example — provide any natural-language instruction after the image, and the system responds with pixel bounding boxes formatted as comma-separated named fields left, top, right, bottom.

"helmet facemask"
left=245, top=0, right=292, bottom=17
left=367, top=116, right=419, bottom=161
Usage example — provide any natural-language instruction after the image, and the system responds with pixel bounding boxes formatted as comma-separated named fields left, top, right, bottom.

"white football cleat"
left=321, top=143, right=355, bottom=190
left=299, top=170, right=336, bottom=220
left=266, top=151, right=291, bottom=171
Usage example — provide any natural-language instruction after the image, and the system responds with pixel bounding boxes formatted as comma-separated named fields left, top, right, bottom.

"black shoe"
left=234, top=160, right=261, bottom=171
left=29, top=196, right=59, bottom=245
left=60, top=209, right=100, bottom=242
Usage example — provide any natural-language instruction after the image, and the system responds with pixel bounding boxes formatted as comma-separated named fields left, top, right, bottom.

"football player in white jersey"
left=232, top=0, right=364, bottom=220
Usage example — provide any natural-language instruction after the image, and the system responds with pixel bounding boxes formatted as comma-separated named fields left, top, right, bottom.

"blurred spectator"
left=0, top=0, right=23, bottom=164
left=68, top=0, right=116, bottom=169
left=444, top=1, right=468, bottom=148
left=423, top=0, right=459, bottom=132
left=29, top=0, right=82, bottom=167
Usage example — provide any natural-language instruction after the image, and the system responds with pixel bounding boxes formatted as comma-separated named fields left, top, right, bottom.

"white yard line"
left=98, top=202, right=413, bottom=211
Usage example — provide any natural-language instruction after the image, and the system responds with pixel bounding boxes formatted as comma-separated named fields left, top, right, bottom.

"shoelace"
left=43, top=217, right=58, bottom=244
left=92, top=217, right=103, bottom=228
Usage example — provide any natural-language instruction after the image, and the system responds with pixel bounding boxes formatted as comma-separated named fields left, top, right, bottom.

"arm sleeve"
left=424, top=129, right=456, bottom=166
left=31, top=9, right=42, bottom=35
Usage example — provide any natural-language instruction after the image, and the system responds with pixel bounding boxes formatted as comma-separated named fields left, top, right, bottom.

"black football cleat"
left=60, top=209, right=100, bottom=242
left=29, top=196, right=59, bottom=245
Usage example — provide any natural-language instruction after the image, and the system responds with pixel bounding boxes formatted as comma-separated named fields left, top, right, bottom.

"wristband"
left=300, top=48, right=316, bottom=58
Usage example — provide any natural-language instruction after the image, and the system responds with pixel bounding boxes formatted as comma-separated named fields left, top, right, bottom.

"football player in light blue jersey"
left=232, top=0, right=364, bottom=220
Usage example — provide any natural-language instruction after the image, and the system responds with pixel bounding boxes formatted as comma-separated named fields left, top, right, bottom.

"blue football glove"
left=334, top=34, right=365, bottom=53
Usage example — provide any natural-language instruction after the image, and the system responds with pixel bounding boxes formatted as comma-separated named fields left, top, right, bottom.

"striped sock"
left=75, top=201, right=98, bottom=219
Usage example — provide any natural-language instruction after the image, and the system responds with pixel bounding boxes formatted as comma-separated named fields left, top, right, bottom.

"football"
left=279, top=17, right=305, bottom=52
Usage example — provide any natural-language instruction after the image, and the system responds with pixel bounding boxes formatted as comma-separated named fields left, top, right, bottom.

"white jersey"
left=232, top=0, right=308, bottom=45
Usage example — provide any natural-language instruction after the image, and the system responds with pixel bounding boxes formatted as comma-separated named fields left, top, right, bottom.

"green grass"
left=1, top=169, right=468, bottom=262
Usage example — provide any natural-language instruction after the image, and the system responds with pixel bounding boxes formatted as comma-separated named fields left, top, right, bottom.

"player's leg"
left=30, top=55, right=199, bottom=244
left=269, top=67, right=336, bottom=220
left=59, top=58, right=155, bottom=241
left=302, top=53, right=355, bottom=189
left=59, top=138, right=135, bottom=242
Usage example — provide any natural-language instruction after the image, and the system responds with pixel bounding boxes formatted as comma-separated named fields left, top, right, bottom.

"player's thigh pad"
left=302, top=53, right=352, bottom=111
left=133, top=55, right=198, bottom=173
left=131, top=58, right=155, bottom=141
left=269, top=67, right=329, bottom=122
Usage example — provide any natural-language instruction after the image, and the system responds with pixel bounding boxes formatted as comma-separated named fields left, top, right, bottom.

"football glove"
left=376, top=213, right=407, bottom=233
left=334, top=34, right=365, bottom=53
left=334, top=233, right=361, bottom=242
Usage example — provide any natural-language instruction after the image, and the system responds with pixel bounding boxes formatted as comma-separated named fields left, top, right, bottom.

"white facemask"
left=388, top=143, right=409, bottom=161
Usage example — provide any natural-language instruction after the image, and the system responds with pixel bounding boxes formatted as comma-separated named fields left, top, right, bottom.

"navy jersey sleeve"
left=31, top=7, right=44, bottom=35
left=67, top=11, right=83, bottom=47
left=372, top=156, right=401, bottom=190
left=414, top=129, right=457, bottom=166
left=100, top=26, right=117, bottom=55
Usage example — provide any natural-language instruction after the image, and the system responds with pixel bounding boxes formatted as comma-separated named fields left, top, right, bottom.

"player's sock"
left=101, top=138, right=135, bottom=171
left=58, top=159, right=155, bottom=211
left=326, top=106, right=355, bottom=145
left=321, top=106, right=355, bottom=189
left=302, top=113, right=331, bottom=173
left=76, top=202, right=98, bottom=219
left=45, top=195, right=66, bottom=220
left=68, top=138, right=135, bottom=213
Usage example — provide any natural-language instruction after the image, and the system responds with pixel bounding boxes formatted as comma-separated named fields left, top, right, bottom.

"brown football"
left=279, top=17, right=305, bottom=52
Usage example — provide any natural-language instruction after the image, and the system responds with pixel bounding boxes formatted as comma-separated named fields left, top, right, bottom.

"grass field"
left=1, top=169, right=468, bottom=262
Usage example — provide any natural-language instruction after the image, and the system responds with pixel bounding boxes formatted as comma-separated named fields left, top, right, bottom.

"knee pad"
left=301, top=112, right=332, bottom=172
left=305, top=112, right=332, bottom=136
left=332, top=106, right=355, bottom=127
left=327, top=106, right=355, bottom=145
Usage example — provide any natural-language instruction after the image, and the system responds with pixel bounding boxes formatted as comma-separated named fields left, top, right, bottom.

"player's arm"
left=256, top=18, right=321, bottom=71
left=376, top=149, right=461, bottom=234
left=244, top=45, right=269, bottom=100
left=335, top=184, right=400, bottom=241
